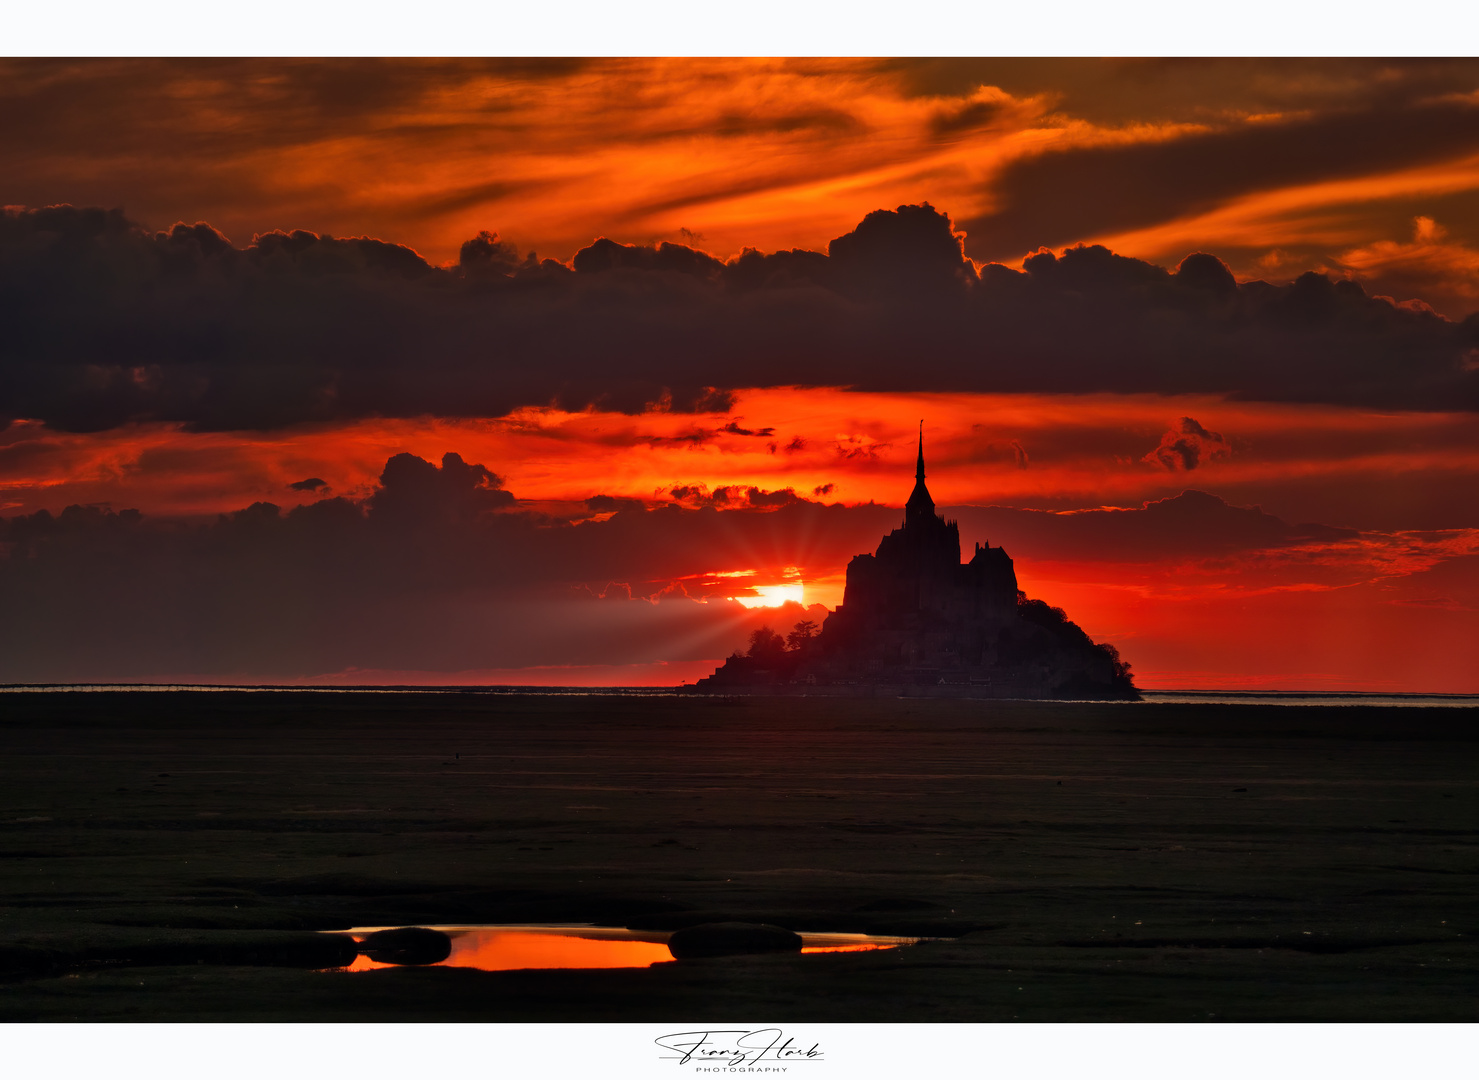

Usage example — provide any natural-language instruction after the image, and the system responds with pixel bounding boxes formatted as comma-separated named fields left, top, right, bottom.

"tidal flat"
left=0, top=690, right=1474, bottom=1022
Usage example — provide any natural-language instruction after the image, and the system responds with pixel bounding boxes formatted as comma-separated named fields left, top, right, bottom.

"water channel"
left=325, top=925, right=924, bottom=971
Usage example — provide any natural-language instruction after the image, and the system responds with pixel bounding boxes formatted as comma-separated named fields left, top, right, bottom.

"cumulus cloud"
left=0, top=451, right=883, bottom=682
left=6, top=461, right=1475, bottom=683
left=1143, top=417, right=1232, bottom=471
left=2, top=203, right=1476, bottom=434
left=665, top=484, right=801, bottom=510
left=667, top=485, right=733, bottom=507
left=369, top=451, right=514, bottom=527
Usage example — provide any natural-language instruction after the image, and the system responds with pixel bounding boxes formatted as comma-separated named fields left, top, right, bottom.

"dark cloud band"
left=2, top=203, right=1475, bottom=433
left=0, top=451, right=1369, bottom=682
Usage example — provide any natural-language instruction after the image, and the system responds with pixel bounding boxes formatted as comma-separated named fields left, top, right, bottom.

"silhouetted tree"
left=747, top=626, right=786, bottom=664
left=1010, top=590, right=1138, bottom=698
left=1016, top=591, right=1093, bottom=647
left=1099, top=643, right=1135, bottom=685
left=786, top=619, right=818, bottom=652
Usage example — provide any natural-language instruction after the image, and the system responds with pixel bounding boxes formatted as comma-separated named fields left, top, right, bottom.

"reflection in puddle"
left=328, top=925, right=920, bottom=972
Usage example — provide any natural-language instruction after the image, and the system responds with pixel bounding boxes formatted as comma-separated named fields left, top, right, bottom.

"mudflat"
left=0, top=691, right=1474, bottom=1022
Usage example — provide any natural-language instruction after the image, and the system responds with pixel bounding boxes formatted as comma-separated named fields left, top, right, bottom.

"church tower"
left=904, top=422, right=935, bottom=526
left=879, top=422, right=960, bottom=573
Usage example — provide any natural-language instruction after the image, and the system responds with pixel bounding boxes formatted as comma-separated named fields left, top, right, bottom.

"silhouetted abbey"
left=692, top=431, right=1138, bottom=699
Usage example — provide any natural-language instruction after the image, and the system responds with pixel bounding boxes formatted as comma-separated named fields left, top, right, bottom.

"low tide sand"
left=0, top=691, right=1474, bottom=1021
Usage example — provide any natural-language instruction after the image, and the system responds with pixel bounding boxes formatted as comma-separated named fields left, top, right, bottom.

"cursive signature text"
left=655, top=1029, right=823, bottom=1067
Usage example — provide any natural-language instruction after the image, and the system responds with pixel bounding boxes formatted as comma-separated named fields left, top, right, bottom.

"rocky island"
left=691, top=432, right=1138, bottom=699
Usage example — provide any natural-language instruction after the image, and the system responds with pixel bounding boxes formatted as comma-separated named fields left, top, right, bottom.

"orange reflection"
left=445, top=930, right=674, bottom=970
left=333, top=926, right=916, bottom=971
left=344, top=928, right=673, bottom=972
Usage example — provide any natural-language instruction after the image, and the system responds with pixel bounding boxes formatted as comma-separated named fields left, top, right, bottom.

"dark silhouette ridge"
left=689, top=429, right=1138, bottom=699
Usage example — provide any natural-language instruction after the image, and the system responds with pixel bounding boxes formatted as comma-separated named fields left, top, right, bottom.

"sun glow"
left=733, top=583, right=806, bottom=608
left=729, top=568, right=807, bottom=609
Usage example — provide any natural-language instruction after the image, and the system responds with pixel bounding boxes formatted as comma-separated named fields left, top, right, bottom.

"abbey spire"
left=904, top=421, right=936, bottom=524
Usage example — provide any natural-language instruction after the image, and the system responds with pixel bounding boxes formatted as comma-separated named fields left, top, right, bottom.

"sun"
left=732, top=582, right=806, bottom=609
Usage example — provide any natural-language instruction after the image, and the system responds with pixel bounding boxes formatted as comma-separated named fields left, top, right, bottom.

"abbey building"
left=691, top=431, right=1137, bottom=699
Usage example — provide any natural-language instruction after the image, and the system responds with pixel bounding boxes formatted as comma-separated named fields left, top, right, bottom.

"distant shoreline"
left=2, top=684, right=1476, bottom=707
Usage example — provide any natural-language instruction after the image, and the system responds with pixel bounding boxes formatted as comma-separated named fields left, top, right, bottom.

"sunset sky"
left=3, top=57, right=1478, bottom=690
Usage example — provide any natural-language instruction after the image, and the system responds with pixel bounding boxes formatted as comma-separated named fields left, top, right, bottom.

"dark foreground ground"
left=0, top=691, right=1474, bottom=1022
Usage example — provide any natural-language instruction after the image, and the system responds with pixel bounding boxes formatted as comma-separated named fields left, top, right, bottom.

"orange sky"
left=2, top=59, right=1478, bottom=691
left=7, top=59, right=1479, bottom=315
left=5, top=386, right=1475, bottom=691
left=7, top=389, right=1477, bottom=525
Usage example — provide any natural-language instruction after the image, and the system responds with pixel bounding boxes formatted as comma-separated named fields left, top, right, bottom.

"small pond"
left=325, top=925, right=923, bottom=972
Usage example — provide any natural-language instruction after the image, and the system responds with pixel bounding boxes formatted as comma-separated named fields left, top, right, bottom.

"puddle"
left=325, top=924, right=922, bottom=972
